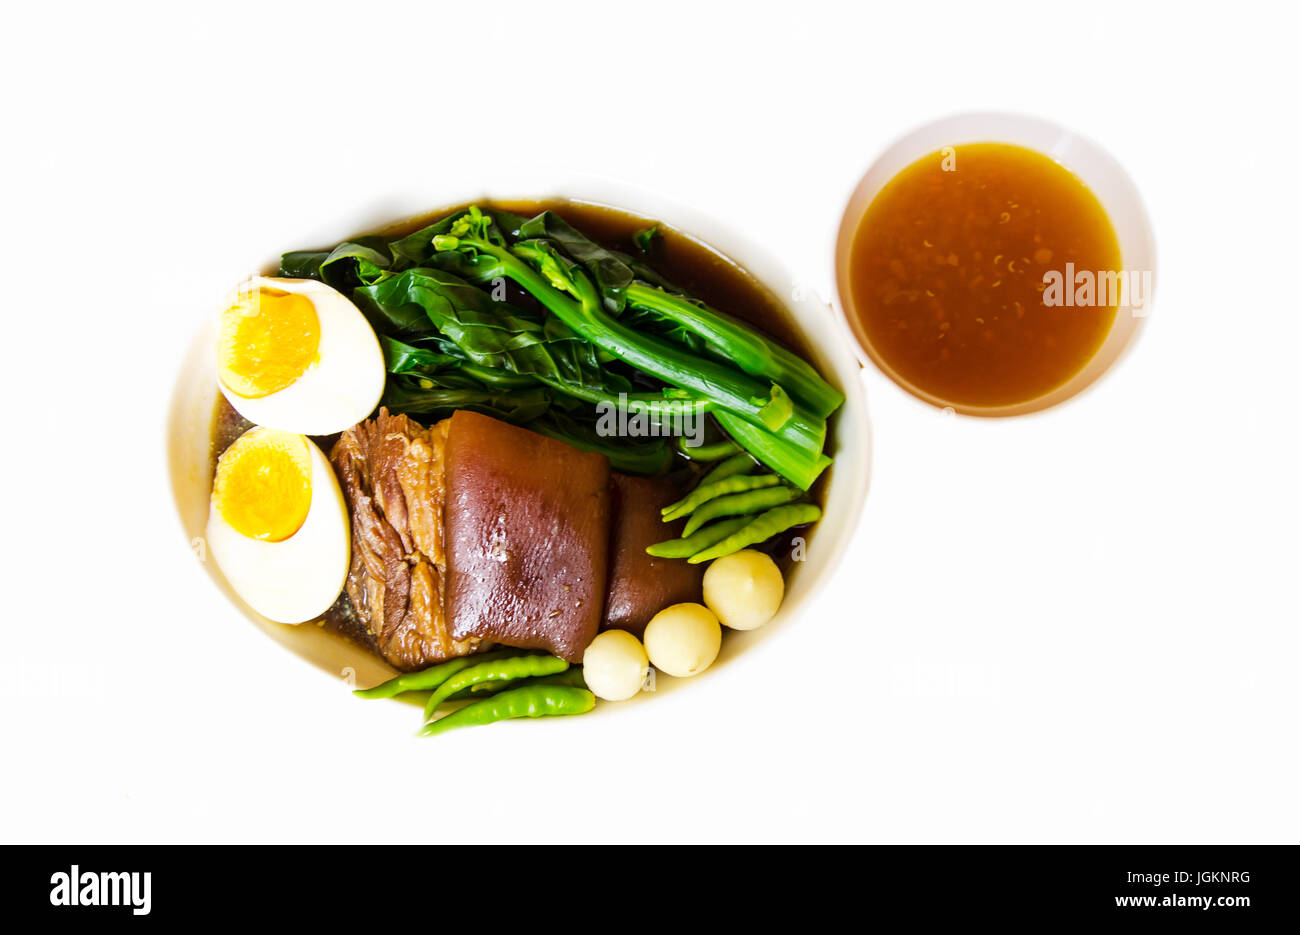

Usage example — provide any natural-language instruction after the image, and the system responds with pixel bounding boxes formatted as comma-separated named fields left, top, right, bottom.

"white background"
left=2, top=1, right=1296, bottom=844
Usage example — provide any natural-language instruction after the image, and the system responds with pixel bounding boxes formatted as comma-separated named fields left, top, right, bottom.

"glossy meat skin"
left=444, top=410, right=611, bottom=662
left=330, top=408, right=480, bottom=670
left=604, top=473, right=704, bottom=636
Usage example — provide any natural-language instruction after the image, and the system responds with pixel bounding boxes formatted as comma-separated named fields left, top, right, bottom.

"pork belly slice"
left=444, top=410, right=611, bottom=663
left=604, top=473, right=704, bottom=637
left=330, top=408, right=480, bottom=671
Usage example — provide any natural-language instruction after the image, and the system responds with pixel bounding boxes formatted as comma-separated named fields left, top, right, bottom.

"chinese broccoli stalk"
left=622, top=282, right=843, bottom=419
left=431, top=208, right=831, bottom=488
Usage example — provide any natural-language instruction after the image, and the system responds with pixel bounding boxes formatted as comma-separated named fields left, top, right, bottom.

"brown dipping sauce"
left=215, top=200, right=834, bottom=649
left=845, top=143, right=1121, bottom=410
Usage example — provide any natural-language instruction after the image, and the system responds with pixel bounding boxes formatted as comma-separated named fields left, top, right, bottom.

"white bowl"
left=835, top=112, right=1157, bottom=416
left=166, top=177, right=872, bottom=694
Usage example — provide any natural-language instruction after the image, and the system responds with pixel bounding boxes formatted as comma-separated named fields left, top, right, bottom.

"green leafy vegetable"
left=279, top=203, right=840, bottom=489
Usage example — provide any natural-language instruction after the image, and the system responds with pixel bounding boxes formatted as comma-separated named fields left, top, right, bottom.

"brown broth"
left=846, top=143, right=1120, bottom=410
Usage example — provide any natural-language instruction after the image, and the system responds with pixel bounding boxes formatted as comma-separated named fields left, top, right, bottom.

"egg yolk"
left=213, top=428, right=313, bottom=542
left=218, top=284, right=321, bottom=399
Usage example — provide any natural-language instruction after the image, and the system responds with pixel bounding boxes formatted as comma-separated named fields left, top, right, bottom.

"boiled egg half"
left=206, top=426, right=350, bottom=624
left=217, top=276, right=385, bottom=435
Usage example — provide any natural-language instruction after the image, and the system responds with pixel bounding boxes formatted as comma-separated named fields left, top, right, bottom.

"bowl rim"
left=833, top=109, right=1158, bottom=417
left=165, top=175, right=873, bottom=694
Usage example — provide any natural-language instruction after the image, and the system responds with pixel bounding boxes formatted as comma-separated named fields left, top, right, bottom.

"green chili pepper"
left=676, top=437, right=739, bottom=461
left=662, top=473, right=782, bottom=521
left=697, top=450, right=755, bottom=487
left=646, top=516, right=752, bottom=558
left=688, top=503, right=823, bottom=563
left=353, top=650, right=516, bottom=699
left=682, top=484, right=800, bottom=537
left=423, top=654, right=569, bottom=721
left=420, top=685, right=596, bottom=737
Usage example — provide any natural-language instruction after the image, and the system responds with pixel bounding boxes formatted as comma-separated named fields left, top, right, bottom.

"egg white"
left=206, top=436, right=351, bottom=624
left=218, top=276, right=385, bottom=436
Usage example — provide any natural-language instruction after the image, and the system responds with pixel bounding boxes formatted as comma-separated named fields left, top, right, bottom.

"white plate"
left=166, top=174, right=872, bottom=695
